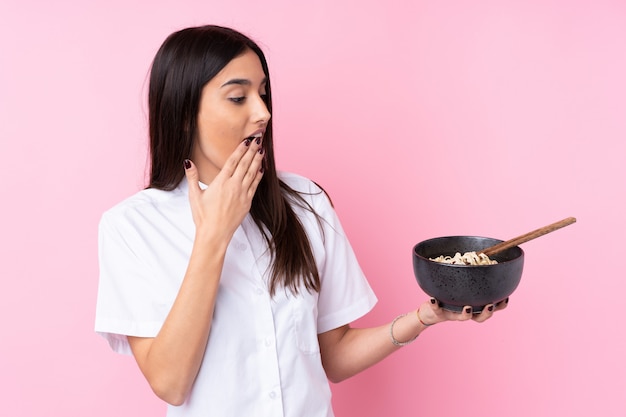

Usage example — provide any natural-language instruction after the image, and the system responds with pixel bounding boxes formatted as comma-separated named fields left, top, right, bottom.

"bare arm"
left=127, top=235, right=225, bottom=405
left=318, top=298, right=506, bottom=383
left=127, top=139, right=264, bottom=405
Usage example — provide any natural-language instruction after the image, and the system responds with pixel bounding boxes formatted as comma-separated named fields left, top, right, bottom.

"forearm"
left=319, top=298, right=501, bottom=383
left=320, top=309, right=428, bottom=383
left=129, top=233, right=227, bottom=405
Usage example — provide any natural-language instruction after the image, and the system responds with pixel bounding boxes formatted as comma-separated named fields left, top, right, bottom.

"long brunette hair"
left=147, top=25, right=321, bottom=295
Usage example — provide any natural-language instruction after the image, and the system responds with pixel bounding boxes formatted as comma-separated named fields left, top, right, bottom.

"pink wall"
left=1, top=0, right=624, bottom=415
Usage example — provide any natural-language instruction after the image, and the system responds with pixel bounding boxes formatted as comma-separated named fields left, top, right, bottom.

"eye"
left=229, top=96, right=246, bottom=104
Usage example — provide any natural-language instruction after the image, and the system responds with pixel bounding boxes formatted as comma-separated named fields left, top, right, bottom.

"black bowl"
left=412, top=236, right=524, bottom=313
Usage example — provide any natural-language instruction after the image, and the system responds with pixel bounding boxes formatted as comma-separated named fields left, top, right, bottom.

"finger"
left=184, top=159, right=202, bottom=198
left=232, top=138, right=263, bottom=181
left=221, top=139, right=254, bottom=178
left=241, top=147, right=265, bottom=190
left=472, top=304, right=495, bottom=323
left=457, top=306, right=473, bottom=321
left=495, top=297, right=509, bottom=312
left=246, top=159, right=265, bottom=198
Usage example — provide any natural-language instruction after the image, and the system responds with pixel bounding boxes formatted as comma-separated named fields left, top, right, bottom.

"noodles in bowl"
left=430, top=251, right=497, bottom=265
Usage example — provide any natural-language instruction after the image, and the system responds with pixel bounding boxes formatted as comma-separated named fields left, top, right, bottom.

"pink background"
left=1, top=0, right=624, bottom=416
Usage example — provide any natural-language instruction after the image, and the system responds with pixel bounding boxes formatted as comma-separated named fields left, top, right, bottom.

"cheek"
left=195, top=119, right=241, bottom=167
left=193, top=136, right=227, bottom=169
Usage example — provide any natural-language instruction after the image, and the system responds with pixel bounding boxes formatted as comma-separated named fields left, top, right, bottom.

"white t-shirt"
left=95, top=172, right=377, bottom=417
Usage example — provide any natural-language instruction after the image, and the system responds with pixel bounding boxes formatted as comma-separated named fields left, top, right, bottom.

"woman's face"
left=192, top=48, right=271, bottom=183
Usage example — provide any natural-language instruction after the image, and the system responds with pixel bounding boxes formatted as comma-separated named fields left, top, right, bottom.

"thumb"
left=429, top=297, right=441, bottom=313
left=417, top=298, right=441, bottom=325
left=184, top=159, right=202, bottom=197
left=426, top=297, right=447, bottom=324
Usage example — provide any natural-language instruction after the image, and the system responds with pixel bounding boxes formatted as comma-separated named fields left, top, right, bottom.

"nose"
left=252, top=94, right=271, bottom=125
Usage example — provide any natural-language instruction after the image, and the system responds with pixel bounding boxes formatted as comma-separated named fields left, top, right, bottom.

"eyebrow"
left=221, top=77, right=267, bottom=88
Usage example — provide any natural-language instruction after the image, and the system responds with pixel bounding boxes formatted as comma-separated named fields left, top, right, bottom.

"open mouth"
left=245, top=132, right=263, bottom=141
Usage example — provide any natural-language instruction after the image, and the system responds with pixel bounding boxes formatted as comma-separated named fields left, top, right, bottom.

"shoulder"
left=278, top=171, right=331, bottom=203
left=100, top=182, right=187, bottom=229
left=277, top=171, right=336, bottom=220
left=103, top=188, right=168, bottom=219
left=277, top=171, right=320, bottom=192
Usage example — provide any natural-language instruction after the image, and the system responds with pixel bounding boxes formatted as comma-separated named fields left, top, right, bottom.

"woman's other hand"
left=417, top=297, right=509, bottom=326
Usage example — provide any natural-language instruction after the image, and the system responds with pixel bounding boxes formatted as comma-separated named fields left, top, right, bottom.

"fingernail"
left=465, top=307, right=472, bottom=314
left=258, top=148, right=264, bottom=155
left=245, top=138, right=252, bottom=146
left=430, top=298, right=437, bottom=304
left=488, top=305, right=494, bottom=312
left=255, top=137, right=261, bottom=145
left=184, top=159, right=191, bottom=169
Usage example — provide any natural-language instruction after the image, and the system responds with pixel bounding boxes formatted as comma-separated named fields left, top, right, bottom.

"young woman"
left=95, top=25, right=505, bottom=417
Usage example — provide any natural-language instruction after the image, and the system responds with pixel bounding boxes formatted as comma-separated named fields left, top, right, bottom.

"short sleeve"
left=94, top=212, right=172, bottom=355
left=306, top=184, right=378, bottom=333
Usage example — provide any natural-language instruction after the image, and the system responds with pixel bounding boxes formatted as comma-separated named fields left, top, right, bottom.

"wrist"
left=389, top=313, right=419, bottom=346
left=194, top=227, right=232, bottom=250
left=416, top=308, right=434, bottom=328
left=389, top=308, right=432, bottom=347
